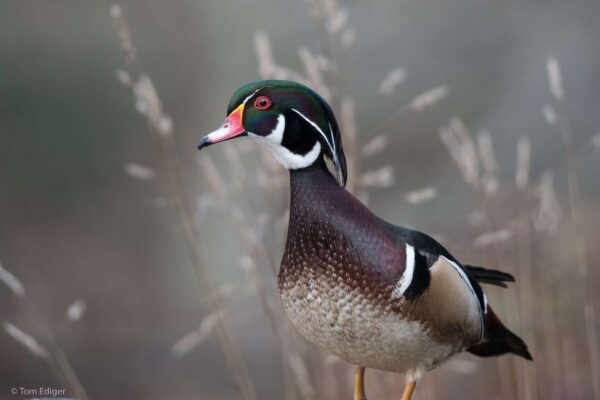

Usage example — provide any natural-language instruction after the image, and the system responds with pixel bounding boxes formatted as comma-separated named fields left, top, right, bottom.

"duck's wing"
left=378, top=223, right=486, bottom=343
left=381, top=221, right=487, bottom=312
left=381, top=221, right=532, bottom=359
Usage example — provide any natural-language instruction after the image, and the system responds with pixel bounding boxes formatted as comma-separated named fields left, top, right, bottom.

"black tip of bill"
left=197, top=136, right=212, bottom=150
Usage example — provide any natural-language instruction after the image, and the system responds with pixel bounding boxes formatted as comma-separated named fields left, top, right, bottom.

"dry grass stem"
left=445, top=357, right=477, bottom=375
left=110, top=4, right=136, bottom=64
left=3, top=321, right=50, bottom=359
left=327, top=7, right=349, bottom=34
left=323, top=354, right=343, bottom=366
left=254, top=31, right=277, bottom=79
left=359, top=166, right=394, bottom=188
left=407, top=85, right=449, bottom=112
left=195, top=194, right=215, bottom=225
left=473, top=229, right=512, bottom=248
left=298, top=46, right=332, bottom=101
left=532, top=172, right=562, bottom=235
left=197, top=154, right=228, bottom=207
left=542, top=105, right=557, bottom=126
left=133, top=74, right=173, bottom=136
left=547, top=58, right=564, bottom=102
left=361, top=135, right=388, bottom=158
left=288, top=353, right=316, bottom=399
left=404, top=187, right=438, bottom=204
left=172, top=312, right=221, bottom=358
left=115, top=68, right=132, bottom=86
left=476, top=130, right=499, bottom=196
left=254, top=31, right=310, bottom=90
left=592, top=134, right=600, bottom=150
left=515, top=136, right=531, bottom=190
left=379, top=68, right=407, bottom=95
left=439, top=118, right=479, bottom=187
left=124, top=162, right=155, bottom=181
left=0, top=261, right=25, bottom=297
left=340, top=29, right=356, bottom=48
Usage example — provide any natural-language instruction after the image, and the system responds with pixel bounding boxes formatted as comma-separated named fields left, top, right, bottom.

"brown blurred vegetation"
left=1, top=1, right=600, bottom=399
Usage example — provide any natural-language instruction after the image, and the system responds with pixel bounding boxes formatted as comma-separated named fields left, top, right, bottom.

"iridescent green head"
left=198, top=80, right=347, bottom=186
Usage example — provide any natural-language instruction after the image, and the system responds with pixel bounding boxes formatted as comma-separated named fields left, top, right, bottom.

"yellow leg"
left=401, top=381, right=417, bottom=400
left=353, top=366, right=367, bottom=400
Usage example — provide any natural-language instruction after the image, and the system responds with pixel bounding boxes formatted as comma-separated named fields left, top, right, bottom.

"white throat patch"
left=249, top=114, right=321, bottom=170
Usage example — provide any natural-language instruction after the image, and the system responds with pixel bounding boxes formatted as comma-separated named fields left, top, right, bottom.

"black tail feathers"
left=467, top=308, right=533, bottom=361
left=468, top=328, right=533, bottom=360
left=465, top=265, right=515, bottom=288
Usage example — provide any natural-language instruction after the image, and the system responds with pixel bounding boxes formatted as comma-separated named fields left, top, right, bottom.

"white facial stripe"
left=242, top=88, right=262, bottom=107
left=249, top=114, right=322, bottom=170
left=392, top=243, right=416, bottom=298
left=291, top=108, right=336, bottom=163
left=241, top=85, right=274, bottom=108
left=328, top=121, right=344, bottom=183
left=328, top=122, right=337, bottom=159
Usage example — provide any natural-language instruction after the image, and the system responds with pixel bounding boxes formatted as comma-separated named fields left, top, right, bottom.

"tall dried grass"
left=104, top=2, right=599, bottom=400
left=111, top=5, right=257, bottom=400
left=0, top=262, right=88, bottom=399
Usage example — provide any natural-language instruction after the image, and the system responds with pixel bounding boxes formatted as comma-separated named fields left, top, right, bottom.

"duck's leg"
left=401, top=381, right=417, bottom=400
left=353, top=366, right=367, bottom=400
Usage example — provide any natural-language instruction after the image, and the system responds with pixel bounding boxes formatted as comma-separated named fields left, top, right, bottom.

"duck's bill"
left=198, top=104, right=246, bottom=150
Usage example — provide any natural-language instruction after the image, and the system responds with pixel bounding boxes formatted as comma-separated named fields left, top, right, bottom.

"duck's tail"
left=464, top=264, right=515, bottom=288
left=467, top=307, right=533, bottom=361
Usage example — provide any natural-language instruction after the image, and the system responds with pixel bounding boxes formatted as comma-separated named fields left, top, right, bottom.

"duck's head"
left=198, top=80, right=347, bottom=186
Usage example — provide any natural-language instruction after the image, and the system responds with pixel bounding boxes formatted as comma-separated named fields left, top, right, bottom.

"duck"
left=197, top=80, right=532, bottom=400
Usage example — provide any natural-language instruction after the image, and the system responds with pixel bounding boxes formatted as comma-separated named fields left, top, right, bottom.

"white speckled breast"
left=279, top=261, right=460, bottom=376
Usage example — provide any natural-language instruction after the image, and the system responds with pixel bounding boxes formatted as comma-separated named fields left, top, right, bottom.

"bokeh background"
left=1, top=1, right=600, bottom=399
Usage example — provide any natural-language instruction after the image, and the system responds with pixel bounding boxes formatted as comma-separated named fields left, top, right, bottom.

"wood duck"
left=198, top=80, right=532, bottom=400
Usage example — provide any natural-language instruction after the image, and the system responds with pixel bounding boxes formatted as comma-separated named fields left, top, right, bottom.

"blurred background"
left=1, top=1, right=599, bottom=399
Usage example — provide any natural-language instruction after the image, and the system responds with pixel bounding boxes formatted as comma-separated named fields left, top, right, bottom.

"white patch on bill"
left=206, top=124, right=235, bottom=142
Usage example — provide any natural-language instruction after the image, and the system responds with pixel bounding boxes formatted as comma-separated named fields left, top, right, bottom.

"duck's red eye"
left=254, top=96, right=272, bottom=110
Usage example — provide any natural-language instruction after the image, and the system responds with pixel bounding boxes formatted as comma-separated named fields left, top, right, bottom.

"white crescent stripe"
left=392, top=243, right=416, bottom=298
left=242, top=88, right=262, bottom=106
left=291, top=108, right=337, bottom=164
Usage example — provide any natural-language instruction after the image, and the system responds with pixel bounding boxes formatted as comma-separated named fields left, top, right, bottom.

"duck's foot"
left=353, top=365, right=368, bottom=400
left=401, top=381, right=417, bottom=400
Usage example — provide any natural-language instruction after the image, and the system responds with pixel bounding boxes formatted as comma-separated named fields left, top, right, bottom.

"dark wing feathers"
left=381, top=221, right=515, bottom=306
left=380, top=221, right=487, bottom=307
left=380, top=220, right=531, bottom=360
left=464, top=265, right=515, bottom=288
